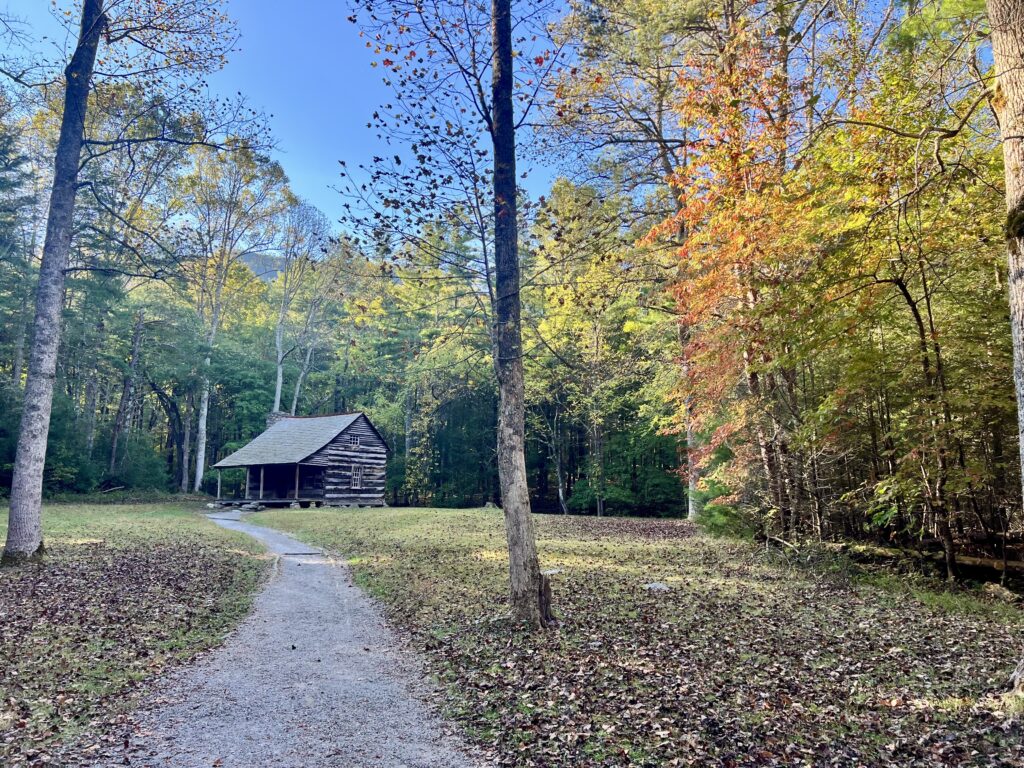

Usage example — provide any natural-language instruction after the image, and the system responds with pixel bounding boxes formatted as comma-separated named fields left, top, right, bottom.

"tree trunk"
left=3, top=0, right=105, bottom=564
left=290, top=343, right=314, bottom=415
left=552, top=409, right=569, bottom=514
left=491, top=0, right=545, bottom=629
left=193, top=365, right=211, bottom=492
left=989, top=0, right=1024, bottom=523
left=989, top=0, right=1024, bottom=690
left=686, top=420, right=700, bottom=520
left=9, top=297, right=26, bottom=388
left=273, top=321, right=286, bottom=413
left=180, top=396, right=192, bottom=493
left=110, top=310, right=144, bottom=472
left=592, top=421, right=605, bottom=517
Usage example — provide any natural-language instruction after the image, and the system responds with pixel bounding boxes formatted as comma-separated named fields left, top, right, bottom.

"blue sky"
left=3, top=0, right=391, bottom=219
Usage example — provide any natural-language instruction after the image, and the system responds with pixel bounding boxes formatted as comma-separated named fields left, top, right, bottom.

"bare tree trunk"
left=491, top=0, right=545, bottom=629
left=990, top=0, right=1024, bottom=525
left=180, top=396, right=192, bottom=493
left=290, top=343, right=314, bottom=415
left=193, top=364, right=211, bottom=492
left=592, top=421, right=605, bottom=517
left=3, top=0, right=105, bottom=564
left=551, top=408, right=569, bottom=514
left=273, top=321, right=286, bottom=413
left=987, top=0, right=1024, bottom=689
left=686, top=420, right=700, bottom=520
left=82, top=375, right=98, bottom=458
left=9, top=297, right=26, bottom=388
left=110, top=310, right=144, bottom=472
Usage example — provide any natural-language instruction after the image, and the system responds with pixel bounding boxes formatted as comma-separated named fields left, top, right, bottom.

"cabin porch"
left=216, top=463, right=326, bottom=505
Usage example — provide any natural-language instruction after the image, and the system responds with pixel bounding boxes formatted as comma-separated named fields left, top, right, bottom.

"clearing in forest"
left=253, top=506, right=1024, bottom=767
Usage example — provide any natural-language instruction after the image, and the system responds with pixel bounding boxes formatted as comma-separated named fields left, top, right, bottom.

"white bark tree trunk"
left=687, top=421, right=701, bottom=521
left=290, top=343, right=314, bottom=415
left=4, top=0, right=106, bottom=564
left=989, top=0, right=1024, bottom=517
left=193, top=362, right=211, bottom=492
left=180, top=400, right=192, bottom=493
left=273, top=322, right=286, bottom=413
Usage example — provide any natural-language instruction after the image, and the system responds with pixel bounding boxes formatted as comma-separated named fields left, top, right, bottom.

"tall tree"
left=2, top=0, right=241, bottom=562
left=3, top=1, right=105, bottom=563
left=491, top=0, right=544, bottom=626
left=177, top=146, right=286, bottom=491
left=986, top=0, right=1024, bottom=693
left=271, top=201, right=329, bottom=414
left=344, top=0, right=561, bottom=627
left=989, top=0, right=1024, bottom=525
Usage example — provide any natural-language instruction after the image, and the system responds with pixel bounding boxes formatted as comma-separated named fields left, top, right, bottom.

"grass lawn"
left=252, top=507, right=1024, bottom=767
left=0, top=503, right=270, bottom=765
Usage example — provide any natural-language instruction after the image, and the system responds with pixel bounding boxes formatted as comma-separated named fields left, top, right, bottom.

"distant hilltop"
left=241, top=253, right=285, bottom=283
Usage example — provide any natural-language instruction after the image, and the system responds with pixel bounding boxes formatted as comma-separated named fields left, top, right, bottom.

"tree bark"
left=988, top=0, right=1024, bottom=690
left=273, top=321, right=286, bottom=413
left=989, top=0, right=1024, bottom=524
left=290, top=343, right=314, bottom=415
left=3, top=0, right=105, bottom=564
left=180, top=395, right=192, bottom=493
left=491, top=0, right=545, bottom=629
left=9, top=297, right=26, bottom=388
left=193, top=365, right=211, bottom=491
left=110, top=310, right=144, bottom=472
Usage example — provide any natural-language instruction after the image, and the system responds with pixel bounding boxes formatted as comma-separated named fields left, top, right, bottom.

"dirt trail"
left=105, top=510, right=479, bottom=768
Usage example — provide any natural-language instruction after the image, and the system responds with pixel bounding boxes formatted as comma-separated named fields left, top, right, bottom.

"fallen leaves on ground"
left=254, top=507, right=1024, bottom=767
left=0, top=504, right=268, bottom=766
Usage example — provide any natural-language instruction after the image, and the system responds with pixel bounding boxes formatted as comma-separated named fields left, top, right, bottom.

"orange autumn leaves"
left=651, top=27, right=804, bottom=470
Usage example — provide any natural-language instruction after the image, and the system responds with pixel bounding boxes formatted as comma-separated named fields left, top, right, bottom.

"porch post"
left=217, top=470, right=222, bottom=500
left=244, top=467, right=250, bottom=500
left=295, top=464, right=300, bottom=500
left=259, top=466, right=264, bottom=500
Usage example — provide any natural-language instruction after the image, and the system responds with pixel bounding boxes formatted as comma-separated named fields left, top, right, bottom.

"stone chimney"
left=266, top=410, right=289, bottom=429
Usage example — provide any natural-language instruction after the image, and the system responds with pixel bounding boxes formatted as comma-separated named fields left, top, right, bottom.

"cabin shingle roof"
left=213, top=413, right=362, bottom=468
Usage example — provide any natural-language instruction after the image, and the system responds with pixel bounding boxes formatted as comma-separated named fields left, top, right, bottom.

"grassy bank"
left=252, top=507, right=1024, bottom=767
left=0, top=504, right=269, bottom=765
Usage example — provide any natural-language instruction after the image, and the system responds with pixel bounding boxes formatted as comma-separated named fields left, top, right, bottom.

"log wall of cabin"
left=310, top=416, right=387, bottom=506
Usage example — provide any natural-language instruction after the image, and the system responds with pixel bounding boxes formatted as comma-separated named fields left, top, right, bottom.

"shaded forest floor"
left=253, top=507, right=1024, bottom=768
left=0, top=504, right=270, bottom=766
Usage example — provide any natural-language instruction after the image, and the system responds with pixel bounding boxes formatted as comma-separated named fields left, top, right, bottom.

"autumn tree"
left=344, top=0, right=564, bottom=627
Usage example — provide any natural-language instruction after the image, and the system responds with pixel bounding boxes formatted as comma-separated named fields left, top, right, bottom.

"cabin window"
left=345, top=434, right=361, bottom=448
left=351, top=463, right=364, bottom=489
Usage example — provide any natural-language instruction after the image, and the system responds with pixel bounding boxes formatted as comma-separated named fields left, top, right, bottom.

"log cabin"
left=213, top=412, right=388, bottom=507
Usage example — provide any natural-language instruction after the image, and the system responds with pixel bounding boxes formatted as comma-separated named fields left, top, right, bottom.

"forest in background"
left=0, top=0, right=1020, bottom=572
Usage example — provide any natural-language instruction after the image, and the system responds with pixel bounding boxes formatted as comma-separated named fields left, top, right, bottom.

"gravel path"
left=108, top=511, right=480, bottom=768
